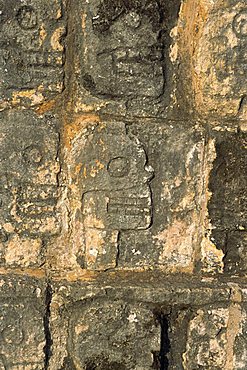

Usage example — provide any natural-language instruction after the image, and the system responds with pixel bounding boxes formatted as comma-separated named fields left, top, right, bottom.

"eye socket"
left=16, top=5, right=38, bottom=30
left=107, top=156, right=130, bottom=178
left=2, top=324, right=24, bottom=344
left=23, top=145, right=42, bottom=165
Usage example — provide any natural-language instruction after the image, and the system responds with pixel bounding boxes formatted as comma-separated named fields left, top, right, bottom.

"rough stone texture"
left=208, top=132, right=247, bottom=274
left=0, top=274, right=46, bottom=369
left=68, top=300, right=160, bottom=369
left=67, top=0, right=182, bottom=117
left=0, top=0, right=66, bottom=110
left=120, top=121, right=207, bottom=272
left=176, top=0, right=247, bottom=120
left=234, top=304, right=247, bottom=369
left=48, top=118, right=223, bottom=274
left=191, top=1, right=247, bottom=119
left=49, top=273, right=247, bottom=369
left=0, top=0, right=246, bottom=368
left=183, top=306, right=229, bottom=369
left=0, top=110, right=60, bottom=267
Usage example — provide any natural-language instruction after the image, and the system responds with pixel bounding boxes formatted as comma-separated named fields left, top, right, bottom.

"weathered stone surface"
left=49, top=273, right=247, bottom=369
left=0, top=0, right=246, bottom=367
left=119, top=121, right=210, bottom=272
left=68, top=300, right=160, bottom=369
left=51, top=272, right=234, bottom=306
left=234, top=304, right=247, bottom=369
left=180, top=284, right=246, bottom=370
left=188, top=0, right=247, bottom=118
left=209, top=132, right=247, bottom=274
left=0, top=110, right=60, bottom=267
left=0, top=0, right=66, bottom=109
left=51, top=276, right=161, bottom=368
left=49, top=118, right=223, bottom=273
left=0, top=274, right=46, bottom=369
left=70, top=0, right=181, bottom=117
left=183, top=306, right=229, bottom=369
left=78, top=121, right=153, bottom=270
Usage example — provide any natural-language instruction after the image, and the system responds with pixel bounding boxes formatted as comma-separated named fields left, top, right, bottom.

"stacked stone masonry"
left=0, top=0, right=246, bottom=369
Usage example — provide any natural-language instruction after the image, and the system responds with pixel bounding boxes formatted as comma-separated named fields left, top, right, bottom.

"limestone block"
left=50, top=284, right=162, bottom=369
left=0, top=0, right=67, bottom=109
left=52, top=118, right=210, bottom=273
left=49, top=273, right=235, bottom=369
left=0, top=274, right=46, bottom=369
left=190, top=0, right=247, bottom=118
left=234, top=304, right=247, bottom=369
left=0, top=110, right=60, bottom=267
left=183, top=306, right=229, bottom=369
left=208, top=132, right=247, bottom=274
left=71, top=0, right=181, bottom=117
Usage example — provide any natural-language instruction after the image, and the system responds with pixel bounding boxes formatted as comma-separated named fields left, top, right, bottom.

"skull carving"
left=78, top=122, right=153, bottom=270
left=67, top=299, right=160, bottom=369
left=80, top=0, right=165, bottom=101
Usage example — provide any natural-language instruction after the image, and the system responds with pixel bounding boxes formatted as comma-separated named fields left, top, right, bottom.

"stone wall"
left=0, top=0, right=246, bottom=369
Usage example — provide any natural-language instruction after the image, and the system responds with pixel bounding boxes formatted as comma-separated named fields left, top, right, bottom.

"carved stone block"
left=192, top=1, right=247, bottom=118
left=234, top=304, right=247, bottom=369
left=49, top=274, right=239, bottom=369
left=182, top=306, right=229, bottom=369
left=66, top=299, right=160, bottom=369
left=0, top=0, right=66, bottom=109
left=50, top=281, right=170, bottom=369
left=0, top=275, right=46, bottom=369
left=58, top=119, right=208, bottom=273
left=74, top=0, right=181, bottom=116
left=176, top=297, right=247, bottom=370
left=209, top=133, right=247, bottom=273
left=117, top=121, right=207, bottom=271
left=66, top=120, right=153, bottom=270
left=0, top=110, right=60, bottom=267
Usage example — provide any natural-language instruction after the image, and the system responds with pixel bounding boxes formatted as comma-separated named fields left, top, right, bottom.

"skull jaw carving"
left=83, top=186, right=152, bottom=270
left=81, top=2, right=165, bottom=100
left=79, top=122, right=153, bottom=270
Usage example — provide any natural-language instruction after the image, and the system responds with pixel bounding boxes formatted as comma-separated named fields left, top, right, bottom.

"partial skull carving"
left=77, top=122, right=153, bottom=270
left=80, top=0, right=164, bottom=100
left=67, top=299, right=160, bottom=369
left=0, top=0, right=66, bottom=108
left=0, top=110, right=60, bottom=267
left=0, top=300, right=45, bottom=368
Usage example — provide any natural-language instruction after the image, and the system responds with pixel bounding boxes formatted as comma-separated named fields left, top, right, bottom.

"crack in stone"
left=44, top=282, right=53, bottom=369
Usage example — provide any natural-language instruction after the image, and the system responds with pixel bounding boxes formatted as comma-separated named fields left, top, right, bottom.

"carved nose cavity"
left=144, top=164, right=154, bottom=182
